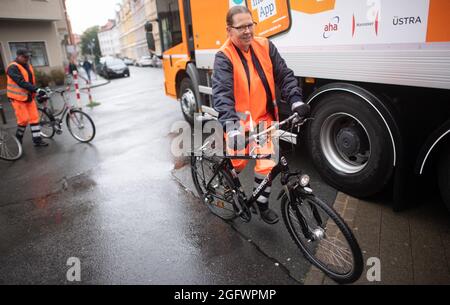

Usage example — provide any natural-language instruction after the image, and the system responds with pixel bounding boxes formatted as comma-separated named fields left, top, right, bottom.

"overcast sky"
left=66, top=0, right=120, bottom=34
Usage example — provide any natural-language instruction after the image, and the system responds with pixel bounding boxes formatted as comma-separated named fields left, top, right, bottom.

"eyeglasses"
left=230, top=22, right=257, bottom=33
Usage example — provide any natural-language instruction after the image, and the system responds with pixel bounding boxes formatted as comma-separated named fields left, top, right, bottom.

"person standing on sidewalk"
left=6, top=48, right=48, bottom=147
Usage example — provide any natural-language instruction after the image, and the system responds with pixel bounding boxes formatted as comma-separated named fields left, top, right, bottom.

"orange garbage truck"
left=145, top=0, right=450, bottom=210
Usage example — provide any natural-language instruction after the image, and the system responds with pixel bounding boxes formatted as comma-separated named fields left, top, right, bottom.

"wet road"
left=0, top=66, right=336, bottom=284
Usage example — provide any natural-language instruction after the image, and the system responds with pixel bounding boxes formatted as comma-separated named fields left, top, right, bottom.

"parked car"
left=122, top=57, right=135, bottom=66
left=135, top=56, right=154, bottom=67
left=98, top=57, right=130, bottom=79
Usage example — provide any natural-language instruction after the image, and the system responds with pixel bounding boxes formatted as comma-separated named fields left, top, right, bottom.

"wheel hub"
left=336, top=127, right=361, bottom=157
left=181, top=89, right=196, bottom=117
left=320, top=113, right=372, bottom=174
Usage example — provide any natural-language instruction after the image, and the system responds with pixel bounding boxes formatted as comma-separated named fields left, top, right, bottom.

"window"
left=156, top=0, right=182, bottom=52
left=9, top=42, right=49, bottom=67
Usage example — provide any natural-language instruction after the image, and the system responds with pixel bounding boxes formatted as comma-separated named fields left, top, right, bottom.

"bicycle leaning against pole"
left=37, top=88, right=96, bottom=143
left=190, top=112, right=364, bottom=284
left=0, top=104, right=22, bottom=161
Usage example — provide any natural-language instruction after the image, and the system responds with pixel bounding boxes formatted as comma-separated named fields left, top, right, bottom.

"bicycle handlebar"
left=247, top=113, right=304, bottom=142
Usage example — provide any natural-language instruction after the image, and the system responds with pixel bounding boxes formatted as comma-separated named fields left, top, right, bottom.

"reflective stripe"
left=255, top=172, right=267, bottom=180
left=256, top=195, right=269, bottom=204
left=7, top=89, right=28, bottom=96
left=7, top=83, right=24, bottom=89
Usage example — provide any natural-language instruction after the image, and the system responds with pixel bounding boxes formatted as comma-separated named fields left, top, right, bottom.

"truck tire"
left=438, top=143, right=450, bottom=211
left=307, top=92, right=395, bottom=197
left=179, top=78, right=199, bottom=125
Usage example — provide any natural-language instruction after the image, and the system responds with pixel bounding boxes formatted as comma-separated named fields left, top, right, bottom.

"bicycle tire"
left=0, top=127, right=23, bottom=161
left=191, top=155, right=237, bottom=221
left=66, top=110, right=96, bottom=143
left=38, top=108, right=55, bottom=139
left=281, top=194, right=363, bottom=284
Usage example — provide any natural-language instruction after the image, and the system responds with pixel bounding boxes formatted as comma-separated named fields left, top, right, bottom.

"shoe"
left=33, top=139, right=49, bottom=147
left=260, top=208, right=279, bottom=224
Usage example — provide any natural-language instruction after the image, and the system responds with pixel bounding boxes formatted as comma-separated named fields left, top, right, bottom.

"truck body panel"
left=193, top=0, right=450, bottom=89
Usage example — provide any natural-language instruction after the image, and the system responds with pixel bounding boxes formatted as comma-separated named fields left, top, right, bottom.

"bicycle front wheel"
left=191, top=155, right=237, bottom=221
left=66, top=110, right=96, bottom=143
left=38, top=108, right=55, bottom=138
left=0, top=127, right=22, bottom=161
left=281, top=194, right=363, bottom=284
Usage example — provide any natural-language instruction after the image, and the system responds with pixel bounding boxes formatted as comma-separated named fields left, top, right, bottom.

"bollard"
left=85, top=78, right=100, bottom=108
left=72, top=70, right=82, bottom=109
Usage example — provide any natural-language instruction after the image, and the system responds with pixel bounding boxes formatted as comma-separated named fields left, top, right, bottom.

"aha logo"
left=323, top=16, right=340, bottom=39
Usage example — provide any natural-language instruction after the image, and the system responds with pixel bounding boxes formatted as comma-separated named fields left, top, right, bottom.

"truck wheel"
left=179, top=78, right=199, bottom=125
left=307, top=92, right=395, bottom=197
left=438, top=143, right=450, bottom=211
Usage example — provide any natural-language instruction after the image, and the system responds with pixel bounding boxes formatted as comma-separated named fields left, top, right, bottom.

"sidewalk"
left=72, top=69, right=109, bottom=89
left=305, top=193, right=450, bottom=285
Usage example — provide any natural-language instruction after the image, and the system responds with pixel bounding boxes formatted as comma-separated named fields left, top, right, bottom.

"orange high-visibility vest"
left=219, top=36, right=279, bottom=124
left=6, top=62, right=36, bottom=102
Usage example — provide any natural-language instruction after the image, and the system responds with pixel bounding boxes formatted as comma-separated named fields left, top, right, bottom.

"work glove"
left=291, top=101, right=310, bottom=117
left=36, top=88, right=46, bottom=96
left=35, top=88, right=47, bottom=104
left=227, top=129, right=246, bottom=151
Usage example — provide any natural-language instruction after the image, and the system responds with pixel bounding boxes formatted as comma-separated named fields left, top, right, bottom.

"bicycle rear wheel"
left=0, top=127, right=22, bottom=161
left=66, top=110, right=96, bottom=143
left=38, top=108, right=55, bottom=138
left=191, top=155, right=237, bottom=220
left=281, top=193, right=363, bottom=284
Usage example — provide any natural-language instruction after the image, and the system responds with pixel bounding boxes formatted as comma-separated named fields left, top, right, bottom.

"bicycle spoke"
left=285, top=198, right=356, bottom=276
left=317, top=238, right=353, bottom=267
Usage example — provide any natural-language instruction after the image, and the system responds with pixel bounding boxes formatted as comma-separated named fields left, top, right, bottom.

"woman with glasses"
left=212, top=6, right=310, bottom=224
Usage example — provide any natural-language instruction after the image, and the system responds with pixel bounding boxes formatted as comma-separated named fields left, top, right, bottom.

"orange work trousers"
left=10, top=99, right=40, bottom=126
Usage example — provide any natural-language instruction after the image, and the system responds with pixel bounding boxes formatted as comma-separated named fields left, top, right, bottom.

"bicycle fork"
left=283, top=177, right=326, bottom=242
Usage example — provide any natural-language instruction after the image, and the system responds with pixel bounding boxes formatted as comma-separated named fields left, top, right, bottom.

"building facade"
left=0, top=0, right=72, bottom=93
left=98, top=20, right=121, bottom=57
left=116, top=0, right=160, bottom=61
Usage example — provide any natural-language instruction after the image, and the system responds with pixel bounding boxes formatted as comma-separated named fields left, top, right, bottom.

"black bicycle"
left=0, top=104, right=22, bottom=161
left=191, top=113, right=364, bottom=284
left=37, top=88, right=96, bottom=143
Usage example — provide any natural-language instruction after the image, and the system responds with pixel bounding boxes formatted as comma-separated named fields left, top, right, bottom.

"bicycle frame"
left=40, top=89, right=79, bottom=126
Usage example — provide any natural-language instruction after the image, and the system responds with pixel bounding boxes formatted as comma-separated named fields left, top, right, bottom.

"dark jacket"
left=212, top=40, right=303, bottom=128
left=6, top=61, right=37, bottom=102
left=69, top=63, right=78, bottom=75
left=83, top=61, right=92, bottom=71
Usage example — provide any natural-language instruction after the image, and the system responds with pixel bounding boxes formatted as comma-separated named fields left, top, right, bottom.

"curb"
left=80, top=79, right=111, bottom=90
